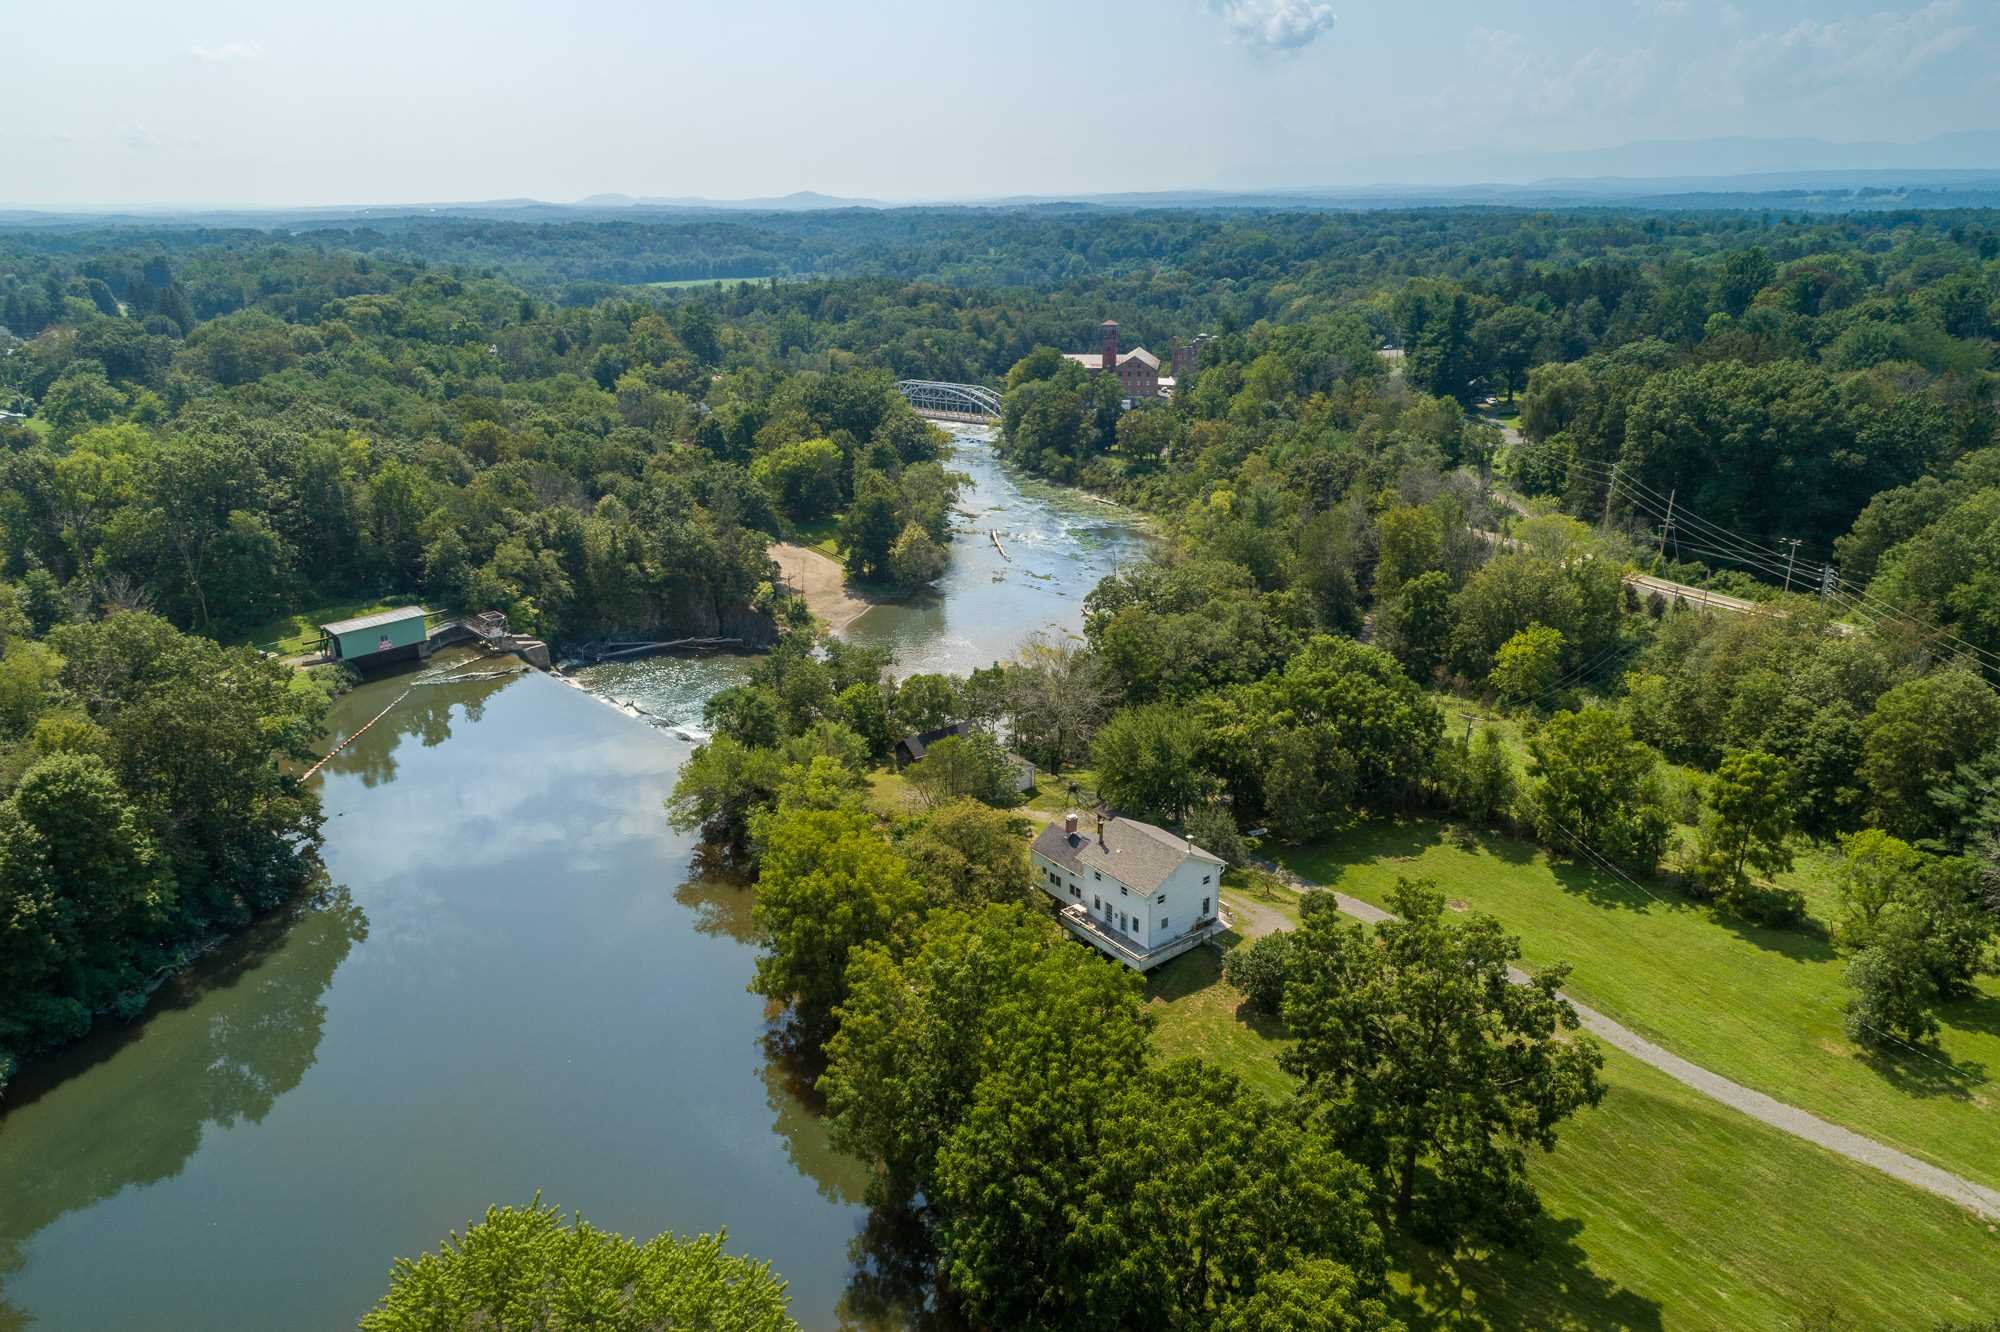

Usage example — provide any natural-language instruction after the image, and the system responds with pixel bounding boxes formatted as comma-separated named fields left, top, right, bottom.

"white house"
left=1030, top=811, right=1226, bottom=970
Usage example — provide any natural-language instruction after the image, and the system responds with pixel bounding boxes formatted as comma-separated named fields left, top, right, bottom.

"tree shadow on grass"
left=1709, top=910, right=1840, bottom=965
left=1854, top=1039, right=1989, bottom=1101
left=1388, top=1214, right=1664, bottom=1332
left=1540, top=855, right=1667, bottom=914
left=1145, top=946, right=1229, bottom=1003
left=1940, top=986, right=2000, bottom=1040
left=1287, top=818, right=1447, bottom=880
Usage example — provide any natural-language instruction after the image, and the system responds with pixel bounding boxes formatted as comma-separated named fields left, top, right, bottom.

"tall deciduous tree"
left=749, top=806, right=926, bottom=1041
left=1859, top=670, right=2000, bottom=842
left=1693, top=748, right=1797, bottom=908
left=1524, top=708, right=1672, bottom=872
left=821, top=904, right=1058, bottom=1207
left=1282, top=878, right=1605, bottom=1245
left=1489, top=623, right=1566, bottom=707
left=1091, top=701, right=1211, bottom=823
left=895, top=799, right=1031, bottom=908
left=1003, top=633, right=1108, bottom=773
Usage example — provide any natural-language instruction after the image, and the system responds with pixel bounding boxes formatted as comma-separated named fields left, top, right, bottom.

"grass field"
left=787, top=514, right=843, bottom=559
left=1276, top=817, right=2000, bottom=1193
left=226, top=596, right=430, bottom=653
left=1143, top=942, right=2000, bottom=1330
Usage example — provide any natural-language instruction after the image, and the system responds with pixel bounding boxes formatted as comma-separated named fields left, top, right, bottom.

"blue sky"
left=2, top=0, right=1996, bottom=206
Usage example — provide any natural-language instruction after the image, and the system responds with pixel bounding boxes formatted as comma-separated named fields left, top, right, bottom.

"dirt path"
left=770, top=543, right=877, bottom=633
left=1220, top=891, right=1291, bottom=941
left=1259, top=865, right=2000, bottom=1220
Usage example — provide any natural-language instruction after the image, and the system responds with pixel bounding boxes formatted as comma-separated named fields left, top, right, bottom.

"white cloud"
left=1706, top=0, right=1976, bottom=103
left=121, top=123, right=163, bottom=151
left=1206, top=0, right=1337, bottom=55
left=189, top=40, right=265, bottom=64
left=1640, top=0, right=1691, bottom=15
left=1462, top=28, right=1656, bottom=120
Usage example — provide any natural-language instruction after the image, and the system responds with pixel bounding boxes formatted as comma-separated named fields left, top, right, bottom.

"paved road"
left=1476, top=416, right=1841, bottom=629
left=1259, top=866, right=2000, bottom=1220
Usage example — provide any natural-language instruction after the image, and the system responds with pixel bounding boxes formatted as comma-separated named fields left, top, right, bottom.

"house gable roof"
left=1031, top=813, right=1223, bottom=895
left=896, top=720, right=972, bottom=761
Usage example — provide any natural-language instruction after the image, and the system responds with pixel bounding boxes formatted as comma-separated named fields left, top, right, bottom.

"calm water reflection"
left=0, top=667, right=866, bottom=1329
left=0, top=431, right=1145, bottom=1331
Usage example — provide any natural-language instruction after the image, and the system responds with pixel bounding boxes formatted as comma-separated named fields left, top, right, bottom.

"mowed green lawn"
left=1144, top=945, right=2000, bottom=1331
left=1278, top=818, right=2000, bottom=1193
left=225, top=596, right=431, bottom=653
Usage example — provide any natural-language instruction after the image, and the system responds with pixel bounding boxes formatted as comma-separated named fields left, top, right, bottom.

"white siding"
left=1030, top=848, right=1220, bottom=951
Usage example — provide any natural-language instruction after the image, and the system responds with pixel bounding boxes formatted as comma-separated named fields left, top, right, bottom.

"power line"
left=1499, top=434, right=2000, bottom=673
left=1529, top=803, right=1995, bottom=1094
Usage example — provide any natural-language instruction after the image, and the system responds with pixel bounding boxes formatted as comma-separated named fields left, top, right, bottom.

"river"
left=0, top=427, right=1148, bottom=1331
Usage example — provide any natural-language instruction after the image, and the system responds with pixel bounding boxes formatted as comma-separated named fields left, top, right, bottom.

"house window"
left=1069, top=884, right=1081, bottom=899
left=1093, top=896, right=1101, bottom=911
left=1119, top=886, right=1127, bottom=897
left=1202, top=897, right=1211, bottom=915
left=1160, top=916, right=1169, bottom=931
left=1092, top=870, right=1101, bottom=881
left=1156, top=893, right=1166, bottom=904
left=1201, top=874, right=1211, bottom=885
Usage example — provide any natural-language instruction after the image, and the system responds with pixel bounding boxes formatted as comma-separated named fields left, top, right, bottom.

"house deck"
left=1057, top=903, right=1225, bottom=971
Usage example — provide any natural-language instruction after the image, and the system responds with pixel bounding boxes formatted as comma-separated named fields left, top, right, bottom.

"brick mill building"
left=1064, top=321, right=1212, bottom=404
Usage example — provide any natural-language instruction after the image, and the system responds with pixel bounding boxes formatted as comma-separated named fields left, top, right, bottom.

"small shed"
left=319, top=607, right=431, bottom=666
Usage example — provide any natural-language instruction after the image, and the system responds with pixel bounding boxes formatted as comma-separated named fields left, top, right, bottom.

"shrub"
left=1223, top=932, right=1298, bottom=1019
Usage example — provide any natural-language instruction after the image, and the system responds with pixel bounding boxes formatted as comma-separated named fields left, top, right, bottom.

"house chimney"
left=1064, top=811, right=1078, bottom=837
left=1100, top=320, right=1118, bottom=373
left=1096, top=816, right=1105, bottom=847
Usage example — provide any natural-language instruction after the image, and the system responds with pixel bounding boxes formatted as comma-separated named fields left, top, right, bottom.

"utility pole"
left=1601, top=463, right=1619, bottom=534
left=1781, top=537, right=1803, bottom=593
left=1820, top=564, right=1838, bottom=603
left=1458, top=711, right=1479, bottom=746
left=1656, top=487, right=1676, bottom=561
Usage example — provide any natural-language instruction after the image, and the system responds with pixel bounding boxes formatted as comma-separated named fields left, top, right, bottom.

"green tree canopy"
left=749, top=806, right=927, bottom=1041
left=1281, top=878, right=1605, bottom=1246
left=358, top=1199, right=798, bottom=1332
left=1092, top=701, right=1212, bottom=824
left=1524, top=708, right=1672, bottom=873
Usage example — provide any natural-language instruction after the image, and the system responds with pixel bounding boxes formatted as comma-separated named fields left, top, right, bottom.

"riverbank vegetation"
left=0, top=609, right=329, bottom=1094
left=360, top=1200, right=800, bottom=1331
left=7, top=203, right=2000, bottom=1325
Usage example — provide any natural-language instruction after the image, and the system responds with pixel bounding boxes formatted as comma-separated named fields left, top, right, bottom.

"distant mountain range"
left=573, top=190, right=886, bottom=211
left=1313, top=130, right=2000, bottom=189
left=3, top=132, right=1997, bottom=224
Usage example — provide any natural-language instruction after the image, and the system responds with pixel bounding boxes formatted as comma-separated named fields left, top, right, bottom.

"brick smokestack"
left=1100, top=320, right=1118, bottom=373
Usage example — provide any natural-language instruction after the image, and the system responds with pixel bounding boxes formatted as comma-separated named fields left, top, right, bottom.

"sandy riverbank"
left=771, top=542, right=879, bottom=633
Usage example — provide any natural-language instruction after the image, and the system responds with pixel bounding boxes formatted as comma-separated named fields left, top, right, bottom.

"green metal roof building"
left=319, top=607, right=430, bottom=664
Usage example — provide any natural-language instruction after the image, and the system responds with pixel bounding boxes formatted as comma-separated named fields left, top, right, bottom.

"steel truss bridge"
left=895, top=380, right=1001, bottom=420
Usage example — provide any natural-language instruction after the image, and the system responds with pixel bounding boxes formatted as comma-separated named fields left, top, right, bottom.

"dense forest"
left=4, top=202, right=2000, bottom=1326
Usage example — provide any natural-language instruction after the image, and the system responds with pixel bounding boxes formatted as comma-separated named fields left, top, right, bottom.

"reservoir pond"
left=0, top=429, right=1146, bottom=1330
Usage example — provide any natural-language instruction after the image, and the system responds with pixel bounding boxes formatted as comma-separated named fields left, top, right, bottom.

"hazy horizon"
left=5, top=0, right=1999, bottom=208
